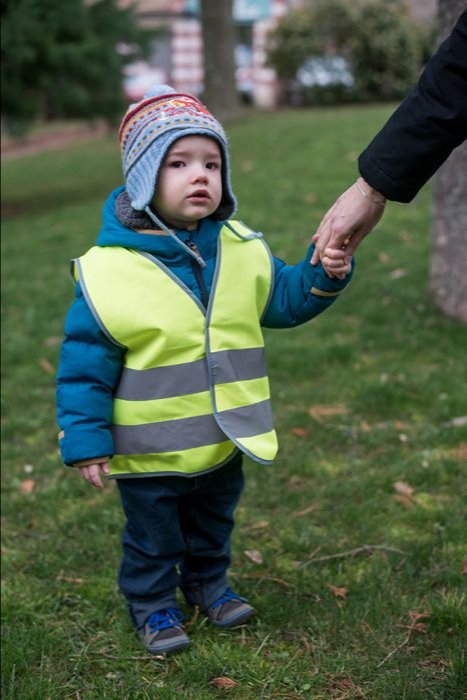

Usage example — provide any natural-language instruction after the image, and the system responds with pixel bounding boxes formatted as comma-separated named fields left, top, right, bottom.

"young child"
left=56, top=85, right=353, bottom=656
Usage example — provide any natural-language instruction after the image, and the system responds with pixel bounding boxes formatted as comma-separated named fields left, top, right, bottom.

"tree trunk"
left=429, top=0, right=467, bottom=323
left=199, top=0, right=240, bottom=120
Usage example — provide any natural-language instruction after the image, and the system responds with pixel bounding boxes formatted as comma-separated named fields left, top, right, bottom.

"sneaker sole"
left=147, top=637, right=191, bottom=655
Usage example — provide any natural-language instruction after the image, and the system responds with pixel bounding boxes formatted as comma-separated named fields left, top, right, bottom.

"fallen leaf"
left=56, top=575, right=85, bottom=584
left=393, top=481, right=417, bottom=508
left=209, top=676, right=240, bottom=689
left=399, top=230, right=413, bottom=243
left=393, top=494, right=414, bottom=508
left=326, top=676, right=364, bottom=698
left=290, top=426, right=308, bottom=437
left=406, top=610, right=430, bottom=634
left=308, top=404, right=349, bottom=424
left=38, top=358, right=54, bottom=374
left=287, top=475, right=310, bottom=491
left=409, top=610, right=430, bottom=622
left=378, top=251, right=391, bottom=264
left=248, top=520, right=269, bottom=530
left=389, top=268, right=407, bottom=279
left=327, top=583, right=349, bottom=599
left=244, top=549, right=263, bottom=565
left=44, top=336, right=62, bottom=347
left=20, top=479, right=36, bottom=494
left=240, top=160, right=254, bottom=172
left=293, top=504, right=318, bottom=517
left=411, top=622, right=428, bottom=633
left=450, top=444, right=467, bottom=461
left=393, top=480, right=415, bottom=497
left=442, top=415, right=467, bottom=428
left=339, top=679, right=363, bottom=697
left=462, top=559, right=467, bottom=575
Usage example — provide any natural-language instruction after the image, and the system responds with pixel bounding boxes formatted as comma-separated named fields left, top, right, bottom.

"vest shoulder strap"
left=223, top=220, right=264, bottom=240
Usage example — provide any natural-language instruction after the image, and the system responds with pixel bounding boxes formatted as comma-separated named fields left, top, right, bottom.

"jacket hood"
left=96, top=187, right=222, bottom=267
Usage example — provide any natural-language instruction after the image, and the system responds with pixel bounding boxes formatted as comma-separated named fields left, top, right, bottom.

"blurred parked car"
left=287, top=55, right=354, bottom=106
left=123, top=62, right=168, bottom=102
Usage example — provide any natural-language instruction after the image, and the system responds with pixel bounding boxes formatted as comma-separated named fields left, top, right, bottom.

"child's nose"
left=192, top=166, right=208, bottom=183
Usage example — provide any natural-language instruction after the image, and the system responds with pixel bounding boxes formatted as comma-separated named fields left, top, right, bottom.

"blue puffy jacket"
left=56, top=187, right=353, bottom=466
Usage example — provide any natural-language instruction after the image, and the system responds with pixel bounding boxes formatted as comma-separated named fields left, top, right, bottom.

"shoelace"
left=211, top=588, right=247, bottom=610
left=147, top=608, right=184, bottom=632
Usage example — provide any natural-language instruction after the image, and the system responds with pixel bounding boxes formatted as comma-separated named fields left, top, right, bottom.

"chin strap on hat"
left=144, top=206, right=206, bottom=268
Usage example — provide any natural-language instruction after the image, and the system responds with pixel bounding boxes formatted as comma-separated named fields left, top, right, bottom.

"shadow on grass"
left=1, top=185, right=113, bottom=220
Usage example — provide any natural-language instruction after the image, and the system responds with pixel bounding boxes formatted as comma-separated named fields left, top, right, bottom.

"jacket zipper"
left=186, top=239, right=210, bottom=308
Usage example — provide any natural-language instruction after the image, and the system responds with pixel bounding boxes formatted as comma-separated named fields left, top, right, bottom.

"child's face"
left=152, top=135, right=223, bottom=229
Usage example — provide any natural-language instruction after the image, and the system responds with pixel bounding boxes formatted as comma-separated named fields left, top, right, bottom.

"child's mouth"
left=188, top=190, right=209, bottom=200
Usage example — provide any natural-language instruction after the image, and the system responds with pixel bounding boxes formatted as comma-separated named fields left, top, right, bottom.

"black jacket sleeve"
left=358, top=10, right=467, bottom=202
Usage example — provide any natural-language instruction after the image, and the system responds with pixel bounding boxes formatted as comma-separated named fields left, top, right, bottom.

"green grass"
left=2, top=105, right=466, bottom=699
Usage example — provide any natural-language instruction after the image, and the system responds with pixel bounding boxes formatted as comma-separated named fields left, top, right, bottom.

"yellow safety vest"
left=75, top=221, right=278, bottom=477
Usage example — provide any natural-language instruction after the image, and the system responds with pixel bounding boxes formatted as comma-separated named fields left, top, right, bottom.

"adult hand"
left=311, top=178, right=386, bottom=275
left=79, top=461, right=110, bottom=489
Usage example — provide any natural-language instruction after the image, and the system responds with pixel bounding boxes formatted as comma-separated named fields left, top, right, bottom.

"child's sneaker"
left=205, top=588, right=255, bottom=628
left=138, top=608, right=190, bottom=655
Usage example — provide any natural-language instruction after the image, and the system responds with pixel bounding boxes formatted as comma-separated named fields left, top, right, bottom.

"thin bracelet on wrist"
left=355, top=179, right=386, bottom=206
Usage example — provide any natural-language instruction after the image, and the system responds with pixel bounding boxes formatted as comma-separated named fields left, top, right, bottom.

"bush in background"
left=267, top=0, right=435, bottom=105
left=1, top=0, right=146, bottom=135
left=350, top=0, right=433, bottom=100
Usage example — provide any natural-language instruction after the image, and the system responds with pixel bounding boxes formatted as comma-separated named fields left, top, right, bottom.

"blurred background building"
left=118, top=0, right=436, bottom=107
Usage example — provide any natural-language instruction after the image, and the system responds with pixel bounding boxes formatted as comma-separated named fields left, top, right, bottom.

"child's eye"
left=206, top=162, right=220, bottom=170
left=169, top=160, right=184, bottom=168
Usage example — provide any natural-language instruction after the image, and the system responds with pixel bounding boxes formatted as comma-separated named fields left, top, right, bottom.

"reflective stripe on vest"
left=75, top=221, right=278, bottom=477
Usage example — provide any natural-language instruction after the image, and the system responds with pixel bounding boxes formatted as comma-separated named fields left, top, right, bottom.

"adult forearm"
left=358, top=11, right=467, bottom=202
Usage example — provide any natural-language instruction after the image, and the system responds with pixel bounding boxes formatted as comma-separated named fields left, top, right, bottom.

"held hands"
left=311, top=178, right=386, bottom=277
left=311, top=233, right=352, bottom=280
left=79, top=461, right=110, bottom=489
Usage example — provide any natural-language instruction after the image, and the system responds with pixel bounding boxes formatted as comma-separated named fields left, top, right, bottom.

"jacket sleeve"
left=358, top=10, right=467, bottom=202
left=262, top=243, right=354, bottom=329
left=56, top=282, right=124, bottom=466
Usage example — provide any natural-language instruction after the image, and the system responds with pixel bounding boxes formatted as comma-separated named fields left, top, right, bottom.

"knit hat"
left=119, top=84, right=236, bottom=220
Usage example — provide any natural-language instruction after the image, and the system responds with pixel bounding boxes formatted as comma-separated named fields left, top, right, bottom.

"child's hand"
left=310, top=233, right=352, bottom=280
left=321, top=245, right=352, bottom=279
left=312, top=234, right=352, bottom=279
left=79, top=461, right=110, bottom=489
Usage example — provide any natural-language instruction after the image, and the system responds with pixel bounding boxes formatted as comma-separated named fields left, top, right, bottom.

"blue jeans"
left=116, top=454, right=244, bottom=629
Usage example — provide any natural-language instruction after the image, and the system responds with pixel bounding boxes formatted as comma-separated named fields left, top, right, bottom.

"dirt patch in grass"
left=1, top=121, right=110, bottom=161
